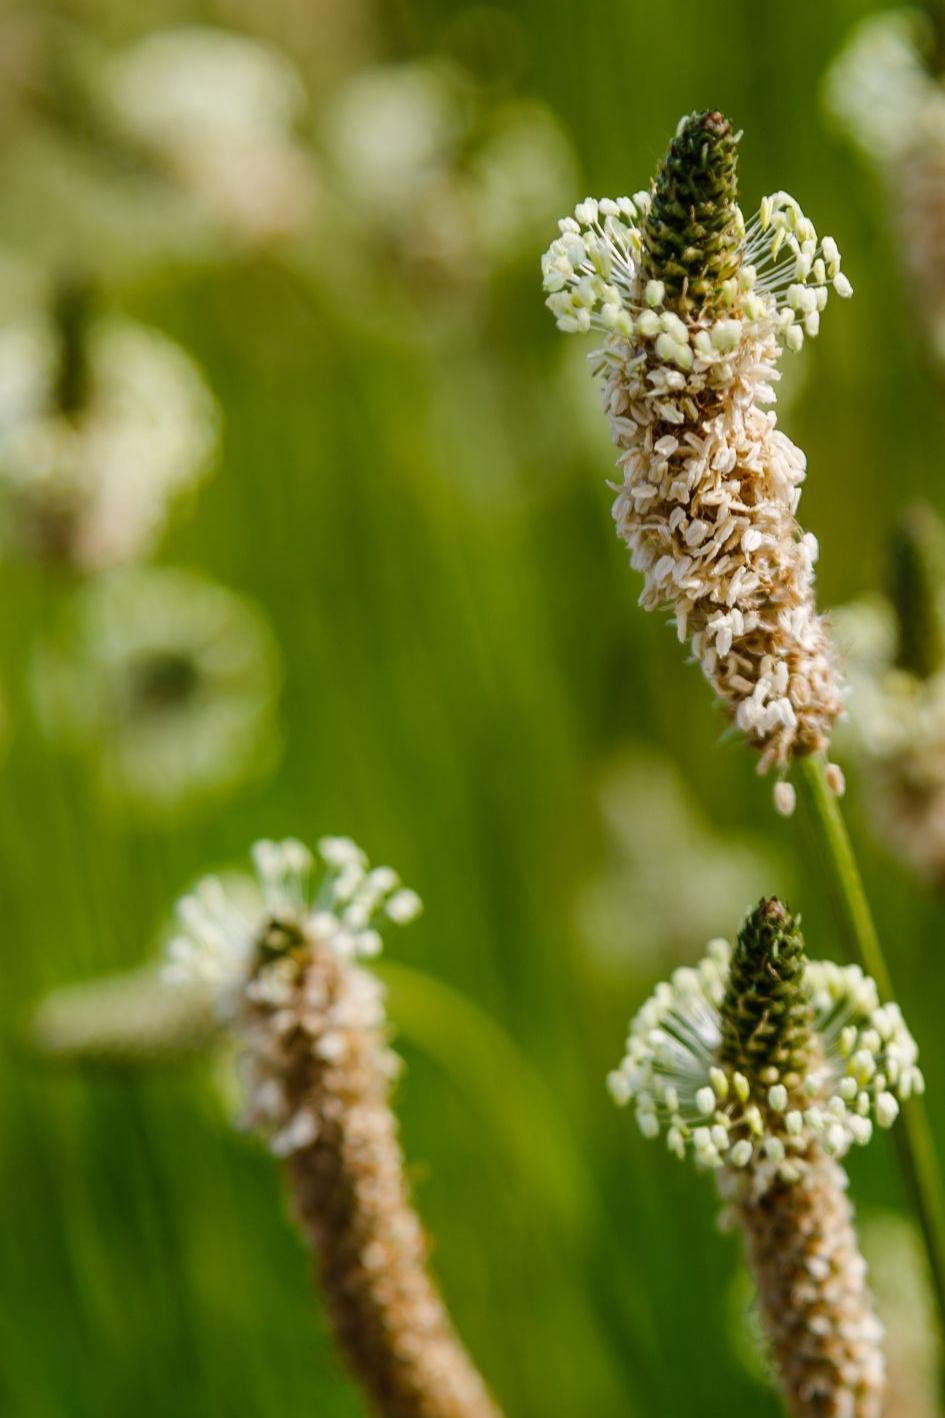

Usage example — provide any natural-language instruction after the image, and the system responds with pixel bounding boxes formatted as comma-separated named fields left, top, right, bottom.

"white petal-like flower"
left=0, top=312, right=218, bottom=569
left=322, top=60, right=577, bottom=282
left=834, top=569, right=945, bottom=882
left=103, top=27, right=318, bottom=244
left=826, top=11, right=945, bottom=364
left=32, top=566, right=281, bottom=816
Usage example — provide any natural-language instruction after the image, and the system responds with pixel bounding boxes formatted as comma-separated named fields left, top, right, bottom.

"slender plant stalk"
left=799, top=756, right=945, bottom=1352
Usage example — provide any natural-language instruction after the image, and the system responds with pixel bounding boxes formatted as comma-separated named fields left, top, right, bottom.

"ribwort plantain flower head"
left=543, top=112, right=850, bottom=348
left=541, top=113, right=849, bottom=802
left=163, top=835, right=422, bottom=1032
left=608, top=898, right=921, bottom=1187
left=159, top=837, right=499, bottom=1418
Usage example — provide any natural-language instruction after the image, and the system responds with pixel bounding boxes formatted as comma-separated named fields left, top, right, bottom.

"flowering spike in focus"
left=541, top=112, right=849, bottom=797
left=609, top=901, right=920, bottom=1415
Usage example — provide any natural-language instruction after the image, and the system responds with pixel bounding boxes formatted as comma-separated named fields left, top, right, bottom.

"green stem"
left=799, top=756, right=945, bottom=1347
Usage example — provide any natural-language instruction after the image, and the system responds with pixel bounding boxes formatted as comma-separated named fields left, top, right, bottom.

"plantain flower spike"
left=164, top=836, right=501, bottom=1418
left=609, top=898, right=923, bottom=1417
left=541, top=113, right=850, bottom=805
left=835, top=502, right=945, bottom=883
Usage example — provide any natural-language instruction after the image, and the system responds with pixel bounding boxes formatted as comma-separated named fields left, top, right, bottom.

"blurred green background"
left=0, top=2, right=941, bottom=1415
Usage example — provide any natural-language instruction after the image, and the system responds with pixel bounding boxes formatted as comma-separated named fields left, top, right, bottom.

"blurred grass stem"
left=800, top=755, right=945, bottom=1367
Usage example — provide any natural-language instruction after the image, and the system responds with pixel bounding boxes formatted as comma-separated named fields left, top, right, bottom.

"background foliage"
left=0, top=2, right=939, bottom=1416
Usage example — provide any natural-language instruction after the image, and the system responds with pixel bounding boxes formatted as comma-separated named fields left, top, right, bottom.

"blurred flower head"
left=825, top=10, right=939, bottom=169
left=835, top=596, right=945, bottom=881
left=164, top=834, right=421, bottom=1030
left=103, top=26, right=318, bottom=245
left=826, top=9, right=945, bottom=364
left=33, top=566, right=281, bottom=817
left=574, top=748, right=784, bottom=975
left=321, top=59, right=577, bottom=292
left=0, top=297, right=219, bottom=569
left=160, top=838, right=497, bottom=1418
left=834, top=504, right=945, bottom=883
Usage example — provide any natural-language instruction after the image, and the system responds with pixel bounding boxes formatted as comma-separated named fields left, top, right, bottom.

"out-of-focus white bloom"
left=834, top=597, right=930, bottom=762
left=574, top=750, right=784, bottom=974
left=323, top=61, right=463, bottom=223
left=31, top=964, right=222, bottom=1063
left=826, top=11, right=945, bottom=362
left=103, top=26, right=318, bottom=244
left=32, top=566, right=281, bottom=816
left=322, top=60, right=577, bottom=281
left=163, top=835, right=421, bottom=1020
left=824, top=10, right=938, bottom=168
left=834, top=595, right=945, bottom=881
left=0, top=313, right=218, bottom=569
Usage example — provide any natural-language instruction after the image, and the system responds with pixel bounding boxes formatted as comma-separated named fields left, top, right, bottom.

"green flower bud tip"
left=719, top=897, right=813, bottom=1087
left=643, top=110, right=742, bottom=316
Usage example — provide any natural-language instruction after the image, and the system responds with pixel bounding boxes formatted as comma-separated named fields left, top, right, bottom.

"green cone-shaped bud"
left=890, top=502, right=945, bottom=680
left=642, top=110, right=742, bottom=317
left=719, top=898, right=813, bottom=1083
left=51, top=276, right=93, bottom=419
